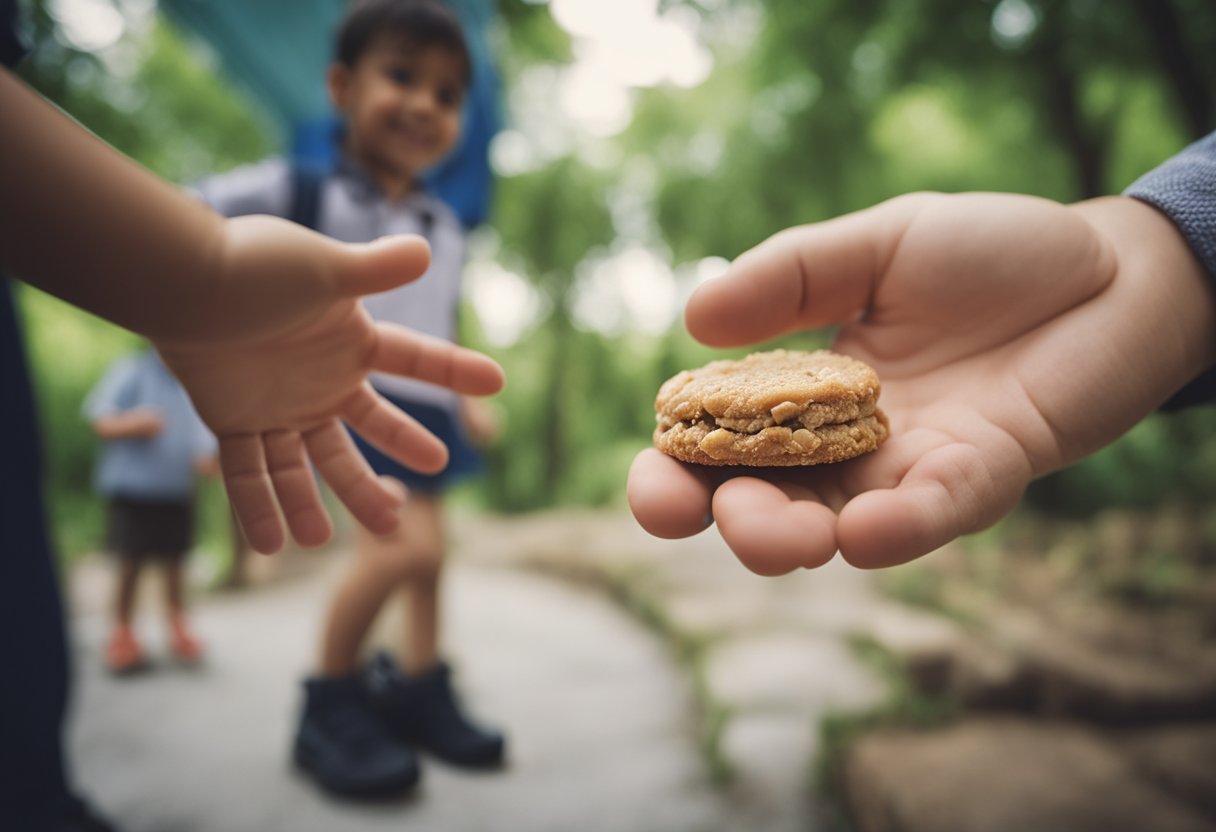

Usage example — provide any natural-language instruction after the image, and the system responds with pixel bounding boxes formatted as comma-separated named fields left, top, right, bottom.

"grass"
left=813, top=634, right=958, bottom=829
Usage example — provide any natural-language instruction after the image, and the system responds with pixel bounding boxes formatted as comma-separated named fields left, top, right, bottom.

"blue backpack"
left=287, top=163, right=324, bottom=233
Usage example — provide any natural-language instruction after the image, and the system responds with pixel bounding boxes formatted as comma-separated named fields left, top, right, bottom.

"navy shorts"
left=350, top=394, right=483, bottom=494
left=106, top=496, right=194, bottom=560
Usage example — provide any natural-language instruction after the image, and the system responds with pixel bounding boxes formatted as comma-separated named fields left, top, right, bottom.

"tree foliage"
left=16, top=0, right=1216, bottom=555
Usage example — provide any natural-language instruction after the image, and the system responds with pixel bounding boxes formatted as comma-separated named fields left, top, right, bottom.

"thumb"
left=336, top=234, right=432, bottom=298
left=685, top=196, right=920, bottom=347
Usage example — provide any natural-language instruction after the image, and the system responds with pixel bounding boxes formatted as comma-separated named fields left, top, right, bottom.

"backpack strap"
left=287, top=162, right=325, bottom=232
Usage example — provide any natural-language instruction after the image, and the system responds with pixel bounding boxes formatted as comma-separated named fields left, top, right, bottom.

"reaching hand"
left=628, top=193, right=1215, bottom=574
left=1, top=71, right=505, bottom=554
left=155, top=216, right=505, bottom=554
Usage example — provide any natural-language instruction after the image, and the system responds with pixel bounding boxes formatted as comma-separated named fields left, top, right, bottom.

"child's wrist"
left=1073, top=196, right=1216, bottom=388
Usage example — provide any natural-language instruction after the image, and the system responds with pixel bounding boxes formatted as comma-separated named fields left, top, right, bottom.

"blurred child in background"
left=84, top=346, right=217, bottom=673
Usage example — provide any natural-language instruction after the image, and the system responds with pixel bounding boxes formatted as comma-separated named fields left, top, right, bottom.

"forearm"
left=0, top=68, right=227, bottom=340
left=92, top=412, right=157, bottom=440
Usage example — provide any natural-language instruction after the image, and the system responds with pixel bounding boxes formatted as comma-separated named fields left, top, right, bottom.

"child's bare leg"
left=317, top=492, right=441, bottom=677
left=361, top=493, right=504, bottom=768
left=164, top=558, right=204, bottom=662
left=296, top=487, right=426, bottom=796
left=164, top=558, right=187, bottom=618
left=113, top=557, right=142, bottom=629
left=400, top=495, right=444, bottom=675
left=105, top=557, right=145, bottom=671
left=317, top=543, right=397, bottom=676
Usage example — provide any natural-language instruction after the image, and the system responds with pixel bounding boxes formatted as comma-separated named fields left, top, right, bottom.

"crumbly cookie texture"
left=653, top=349, right=889, bottom=466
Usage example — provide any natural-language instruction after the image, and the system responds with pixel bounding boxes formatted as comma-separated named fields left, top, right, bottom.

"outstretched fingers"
left=342, top=384, right=448, bottom=474
left=303, top=419, right=404, bottom=536
left=220, top=427, right=387, bottom=553
left=372, top=324, right=505, bottom=397
left=263, top=430, right=332, bottom=547
left=218, top=434, right=285, bottom=555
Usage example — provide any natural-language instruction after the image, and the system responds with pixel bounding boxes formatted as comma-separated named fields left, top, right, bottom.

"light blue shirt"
left=83, top=351, right=216, bottom=501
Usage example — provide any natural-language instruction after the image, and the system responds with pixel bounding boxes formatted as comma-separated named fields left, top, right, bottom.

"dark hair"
left=334, top=0, right=472, bottom=84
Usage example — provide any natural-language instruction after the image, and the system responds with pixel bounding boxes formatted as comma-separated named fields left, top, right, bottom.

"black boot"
left=293, top=673, right=420, bottom=798
left=51, top=795, right=122, bottom=832
left=364, top=652, right=506, bottom=769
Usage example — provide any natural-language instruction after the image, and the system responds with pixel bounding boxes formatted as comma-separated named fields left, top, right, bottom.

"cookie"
left=653, top=349, right=889, bottom=466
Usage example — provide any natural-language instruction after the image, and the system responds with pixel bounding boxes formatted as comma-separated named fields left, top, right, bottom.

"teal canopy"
left=158, top=0, right=502, bottom=226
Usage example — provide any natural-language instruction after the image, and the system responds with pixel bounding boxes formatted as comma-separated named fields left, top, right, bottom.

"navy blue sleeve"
left=1, top=0, right=27, bottom=67
left=1124, top=130, right=1216, bottom=408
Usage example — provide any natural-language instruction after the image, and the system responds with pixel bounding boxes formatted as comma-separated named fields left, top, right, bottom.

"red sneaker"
left=104, top=627, right=146, bottom=674
left=169, top=617, right=205, bottom=664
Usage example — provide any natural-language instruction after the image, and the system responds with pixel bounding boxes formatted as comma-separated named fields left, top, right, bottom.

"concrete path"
left=69, top=557, right=735, bottom=832
left=66, top=508, right=953, bottom=832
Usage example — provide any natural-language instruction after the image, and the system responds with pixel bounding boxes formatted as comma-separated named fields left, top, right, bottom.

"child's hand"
left=194, top=454, right=221, bottom=478
left=124, top=408, right=165, bottom=438
left=628, top=193, right=1216, bottom=575
left=155, top=216, right=505, bottom=555
left=460, top=396, right=501, bottom=446
left=92, top=407, right=165, bottom=440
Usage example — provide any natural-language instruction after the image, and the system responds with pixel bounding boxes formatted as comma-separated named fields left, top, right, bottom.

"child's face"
left=329, top=36, right=466, bottom=185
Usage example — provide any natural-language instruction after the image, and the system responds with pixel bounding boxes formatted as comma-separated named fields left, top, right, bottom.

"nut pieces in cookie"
left=653, top=349, right=889, bottom=466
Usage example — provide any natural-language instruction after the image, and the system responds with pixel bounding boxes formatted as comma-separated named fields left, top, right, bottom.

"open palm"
left=156, top=216, right=504, bottom=554
left=629, top=193, right=1214, bottom=574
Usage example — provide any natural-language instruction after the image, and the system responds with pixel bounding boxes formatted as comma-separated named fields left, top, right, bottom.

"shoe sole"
left=292, top=746, right=421, bottom=800
left=412, top=738, right=507, bottom=770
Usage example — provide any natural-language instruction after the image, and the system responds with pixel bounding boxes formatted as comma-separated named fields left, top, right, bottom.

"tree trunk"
left=1132, top=0, right=1215, bottom=140
left=1031, top=12, right=1106, bottom=199
left=539, top=300, right=571, bottom=504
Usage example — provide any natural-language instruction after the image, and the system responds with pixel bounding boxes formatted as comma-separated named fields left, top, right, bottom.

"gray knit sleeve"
left=1124, top=130, right=1216, bottom=407
left=1125, top=130, right=1216, bottom=282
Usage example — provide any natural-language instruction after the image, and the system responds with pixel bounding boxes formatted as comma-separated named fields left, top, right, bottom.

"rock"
left=1121, top=723, right=1216, bottom=818
left=893, top=626, right=1216, bottom=724
left=842, top=717, right=1215, bottom=832
left=1018, top=634, right=1216, bottom=723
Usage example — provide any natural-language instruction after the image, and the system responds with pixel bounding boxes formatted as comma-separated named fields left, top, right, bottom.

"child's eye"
left=437, top=86, right=462, bottom=108
left=388, top=67, right=413, bottom=85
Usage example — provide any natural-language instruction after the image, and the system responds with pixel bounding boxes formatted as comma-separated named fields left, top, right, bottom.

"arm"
left=194, top=455, right=221, bottom=478
left=629, top=192, right=1216, bottom=575
left=1, top=68, right=505, bottom=554
left=460, top=395, right=501, bottom=446
left=92, top=408, right=164, bottom=441
left=1, top=68, right=226, bottom=341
